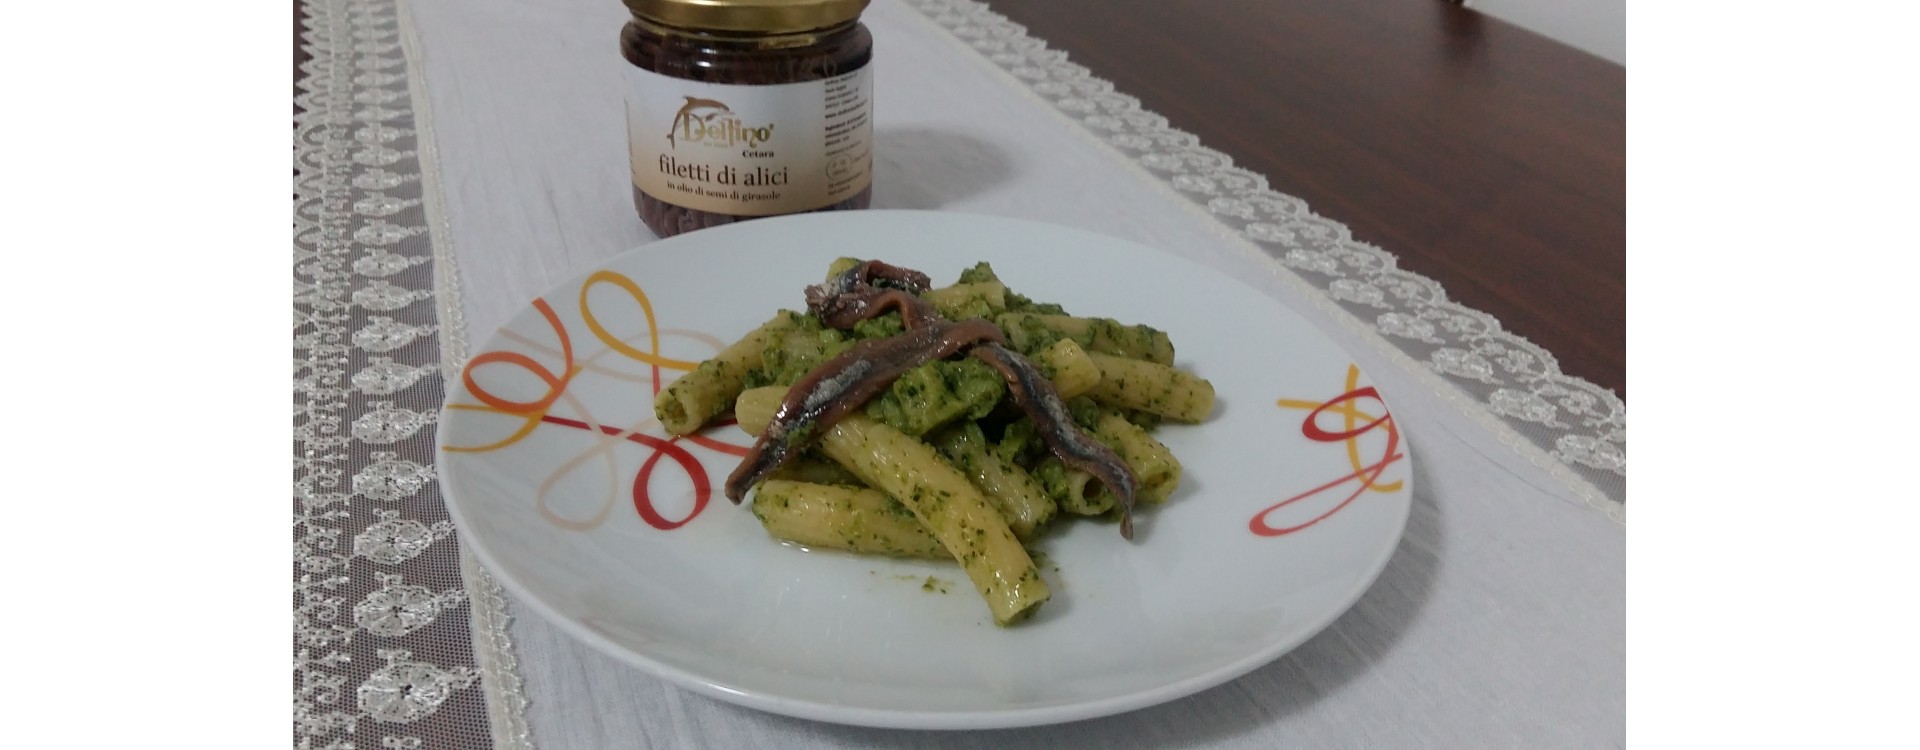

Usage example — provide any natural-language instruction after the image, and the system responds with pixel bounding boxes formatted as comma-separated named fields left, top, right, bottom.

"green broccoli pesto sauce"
left=1031, top=459, right=1072, bottom=504
left=1124, top=410, right=1163, bottom=431
left=864, top=358, right=1006, bottom=437
left=747, top=314, right=848, bottom=388
left=1010, top=297, right=1068, bottom=316
left=850, top=311, right=905, bottom=341
left=956, top=262, right=1000, bottom=284
left=995, top=418, right=1042, bottom=466
left=935, top=294, right=997, bottom=321
left=1001, top=314, right=1064, bottom=357
left=1063, top=396, right=1103, bottom=430
left=958, top=262, right=1066, bottom=315
left=1087, top=318, right=1170, bottom=361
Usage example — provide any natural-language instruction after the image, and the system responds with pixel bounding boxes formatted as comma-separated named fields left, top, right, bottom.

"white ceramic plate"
left=437, top=211, right=1413, bottom=729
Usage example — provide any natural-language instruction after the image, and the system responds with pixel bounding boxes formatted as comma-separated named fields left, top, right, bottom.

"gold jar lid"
left=623, top=0, right=871, bottom=34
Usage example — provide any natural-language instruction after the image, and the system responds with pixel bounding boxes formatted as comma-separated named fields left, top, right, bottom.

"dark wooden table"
left=986, top=0, right=1625, bottom=397
left=296, top=0, right=1625, bottom=396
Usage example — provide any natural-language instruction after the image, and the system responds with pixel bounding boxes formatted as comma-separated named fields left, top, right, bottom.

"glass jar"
left=620, top=0, right=875, bottom=238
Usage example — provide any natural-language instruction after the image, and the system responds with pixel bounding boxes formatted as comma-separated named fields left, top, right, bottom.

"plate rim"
left=435, top=209, right=1416, bottom=729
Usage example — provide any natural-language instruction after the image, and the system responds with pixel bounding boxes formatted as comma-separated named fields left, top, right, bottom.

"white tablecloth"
left=395, top=0, right=1625, bottom=745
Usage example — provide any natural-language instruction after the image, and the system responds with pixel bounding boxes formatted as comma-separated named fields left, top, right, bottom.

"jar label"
left=625, top=66, right=873, bottom=217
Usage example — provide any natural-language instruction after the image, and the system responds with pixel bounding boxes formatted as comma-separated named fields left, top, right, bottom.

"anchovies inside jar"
left=620, top=0, right=875, bottom=238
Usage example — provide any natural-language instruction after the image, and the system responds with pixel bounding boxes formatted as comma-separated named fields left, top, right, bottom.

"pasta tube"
left=1028, top=411, right=1181, bottom=512
left=1032, top=458, right=1112, bottom=516
left=863, top=359, right=1005, bottom=437
left=921, top=281, right=1008, bottom=320
left=750, top=480, right=947, bottom=559
left=997, top=312, right=1174, bottom=365
left=1092, top=411, right=1183, bottom=504
left=1030, top=339, right=1101, bottom=399
left=736, top=389, right=1048, bottom=625
left=932, top=423, right=1056, bottom=540
left=653, top=312, right=802, bottom=435
left=766, top=457, right=865, bottom=488
left=733, top=386, right=786, bottom=434
left=818, top=415, right=1050, bottom=625
left=1086, top=352, right=1216, bottom=422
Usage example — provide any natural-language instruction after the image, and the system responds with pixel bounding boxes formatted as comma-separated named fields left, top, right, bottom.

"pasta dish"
left=653, top=259, right=1215, bottom=624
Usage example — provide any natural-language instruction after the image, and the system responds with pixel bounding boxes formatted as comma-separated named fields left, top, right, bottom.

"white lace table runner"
left=295, top=1, right=504, bottom=748
left=301, top=0, right=1627, bottom=746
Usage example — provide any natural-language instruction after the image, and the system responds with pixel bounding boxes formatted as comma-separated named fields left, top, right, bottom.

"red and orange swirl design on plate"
left=443, top=270, right=748, bottom=532
left=429, top=213, right=1419, bottom=729
left=1253, top=364, right=1407, bottom=537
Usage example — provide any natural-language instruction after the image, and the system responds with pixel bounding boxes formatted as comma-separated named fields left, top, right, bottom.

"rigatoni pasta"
left=997, top=312, right=1175, bottom=365
left=921, top=280, right=1008, bottom=320
left=1085, top=351, right=1216, bottom=422
left=932, top=423, right=1056, bottom=540
left=740, top=388, right=1051, bottom=622
left=660, top=259, right=1216, bottom=626
left=750, top=480, right=948, bottom=559
left=1032, top=457, right=1112, bottom=516
left=653, top=311, right=803, bottom=435
left=1091, top=411, right=1182, bottom=504
left=1031, top=339, right=1101, bottom=399
left=813, top=414, right=1050, bottom=624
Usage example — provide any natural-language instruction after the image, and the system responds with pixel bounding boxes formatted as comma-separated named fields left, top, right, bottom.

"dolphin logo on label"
left=667, top=97, right=733, bottom=148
